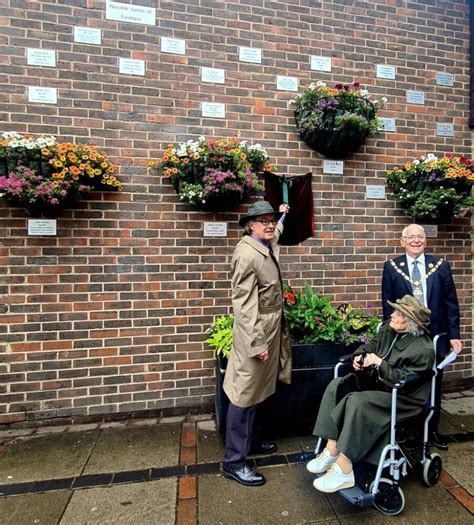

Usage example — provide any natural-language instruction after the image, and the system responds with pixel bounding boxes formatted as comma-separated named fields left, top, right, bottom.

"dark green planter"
left=215, top=342, right=358, bottom=435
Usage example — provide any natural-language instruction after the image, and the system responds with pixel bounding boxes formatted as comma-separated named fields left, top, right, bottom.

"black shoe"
left=222, top=465, right=266, bottom=486
left=249, top=441, right=278, bottom=455
left=430, top=432, right=449, bottom=450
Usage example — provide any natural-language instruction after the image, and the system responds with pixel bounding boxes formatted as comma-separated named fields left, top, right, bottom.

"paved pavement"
left=0, top=391, right=472, bottom=524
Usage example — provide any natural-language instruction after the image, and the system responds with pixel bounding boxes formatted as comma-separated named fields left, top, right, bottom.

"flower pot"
left=215, top=342, right=359, bottom=435
left=296, top=123, right=370, bottom=160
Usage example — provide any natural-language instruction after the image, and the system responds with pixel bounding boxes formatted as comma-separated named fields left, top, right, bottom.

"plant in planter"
left=291, top=81, right=386, bottom=159
left=0, top=131, right=121, bottom=209
left=386, top=153, right=474, bottom=222
left=207, top=285, right=381, bottom=434
left=148, top=137, right=269, bottom=211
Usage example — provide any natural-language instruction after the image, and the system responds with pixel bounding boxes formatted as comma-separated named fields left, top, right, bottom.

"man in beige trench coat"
left=222, top=201, right=292, bottom=487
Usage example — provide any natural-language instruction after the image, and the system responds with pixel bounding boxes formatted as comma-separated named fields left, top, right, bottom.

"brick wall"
left=0, top=0, right=472, bottom=426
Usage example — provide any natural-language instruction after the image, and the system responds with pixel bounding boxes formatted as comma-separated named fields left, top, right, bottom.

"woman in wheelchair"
left=307, top=295, right=434, bottom=494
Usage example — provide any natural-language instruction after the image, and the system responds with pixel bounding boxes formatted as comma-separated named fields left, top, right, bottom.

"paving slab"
left=199, top=463, right=337, bottom=524
left=197, top=420, right=225, bottom=463
left=338, top=497, right=472, bottom=524
left=440, top=441, right=474, bottom=495
left=0, top=490, right=71, bottom=524
left=438, top=411, right=473, bottom=435
left=60, top=478, right=176, bottom=524
left=83, top=424, right=180, bottom=474
left=442, top=395, right=474, bottom=418
left=0, top=431, right=99, bottom=484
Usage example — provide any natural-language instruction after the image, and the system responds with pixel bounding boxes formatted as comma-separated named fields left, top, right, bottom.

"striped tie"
left=412, top=260, right=424, bottom=304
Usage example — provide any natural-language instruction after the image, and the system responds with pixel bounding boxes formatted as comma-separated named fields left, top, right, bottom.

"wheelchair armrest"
left=391, top=371, right=434, bottom=394
left=338, top=354, right=354, bottom=364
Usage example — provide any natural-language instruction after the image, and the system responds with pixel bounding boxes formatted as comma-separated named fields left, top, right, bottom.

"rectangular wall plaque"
left=28, top=219, right=57, bottom=236
left=323, top=160, right=343, bottom=174
left=310, top=56, right=331, bottom=72
left=28, top=86, right=57, bottom=104
left=202, top=67, right=225, bottom=84
left=376, top=64, right=396, bottom=79
left=436, top=123, right=454, bottom=137
left=365, top=185, right=386, bottom=199
left=74, top=27, right=102, bottom=45
left=276, top=76, right=298, bottom=92
left=436, top=72, right=454, bottom=87
left=239, top=47, right=262, bottom=63
left=27, top=48, right=56, bottom=67
left=161, top=37, right=185, bottom=55
left=119, top=58, right=145, bottom=76
left=378, top=118, right=396, bottom=132
left=203, top=222, right=227, bottom=237
left=421, top=224, right=438, bottom=238
left=406, top=90, right=425, bottom=105
left=202, top=102, right=225, bottom=118
left=106, top=1, right=156, bottom=25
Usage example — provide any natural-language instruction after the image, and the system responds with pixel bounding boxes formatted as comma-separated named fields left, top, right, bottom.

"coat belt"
left=259, top=302, right=283, bottom=313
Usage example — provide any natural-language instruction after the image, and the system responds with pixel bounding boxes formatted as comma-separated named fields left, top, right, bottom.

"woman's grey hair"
left=405, top=317, right=424, bottom=337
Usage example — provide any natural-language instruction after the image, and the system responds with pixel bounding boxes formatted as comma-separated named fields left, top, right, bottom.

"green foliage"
left=205, top=314, right=234, bottom=358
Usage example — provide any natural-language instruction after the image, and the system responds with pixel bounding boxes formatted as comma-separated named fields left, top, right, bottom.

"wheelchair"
left=311, top=333, right=444, bottom=516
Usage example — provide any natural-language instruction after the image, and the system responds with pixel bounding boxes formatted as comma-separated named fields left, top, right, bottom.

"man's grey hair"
left=405, top=316, right=424, bottom=337
left=243, top=220, right=255, bottom=236
left=401, top=224, right=426, bottom=238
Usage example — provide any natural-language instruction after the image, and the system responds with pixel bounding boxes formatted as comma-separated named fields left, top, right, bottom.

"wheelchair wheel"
left=422, top=453, right=442, bottom=486
left=370, top=478, right=405, bottom=516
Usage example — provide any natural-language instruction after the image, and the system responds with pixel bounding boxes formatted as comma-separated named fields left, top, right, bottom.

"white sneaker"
left=306, top=448, right=338, bottom=474
left=313, top=463, right=355, bottom=493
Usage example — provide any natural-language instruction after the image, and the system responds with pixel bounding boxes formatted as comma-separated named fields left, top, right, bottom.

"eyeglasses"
left=403, top=235, right=425, bottom=241
left=254, top=219, right=277, bottom=226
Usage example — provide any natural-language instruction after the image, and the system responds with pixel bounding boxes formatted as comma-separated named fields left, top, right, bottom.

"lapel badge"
left=428, top=263, right=434, bottom=269
left=400, top=262, right=405, bottom=267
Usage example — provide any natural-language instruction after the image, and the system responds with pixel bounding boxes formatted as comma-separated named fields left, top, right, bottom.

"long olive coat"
left=313, top=322, right=435, bottom=464
left=223, top=222, right=292, bottom=408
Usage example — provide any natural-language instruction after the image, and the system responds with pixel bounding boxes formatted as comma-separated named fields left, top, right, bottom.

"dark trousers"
left=223, top=402, right=259, bottom=469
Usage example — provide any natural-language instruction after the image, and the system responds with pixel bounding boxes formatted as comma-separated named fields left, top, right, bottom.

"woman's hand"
left=362, top=353, right=383, bottom=368
left=352, top=354, right=365, bottom=371
left=279, top=204, right=290, bottom=215
left=257, top=350, right=269, bottom=361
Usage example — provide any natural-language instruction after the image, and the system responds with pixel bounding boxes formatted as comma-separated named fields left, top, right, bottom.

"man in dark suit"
left=382, top=224, right=463, bottom=450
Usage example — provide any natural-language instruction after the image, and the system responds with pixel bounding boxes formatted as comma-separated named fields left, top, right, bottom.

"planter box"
left=215, top=342, right=358, bottom=435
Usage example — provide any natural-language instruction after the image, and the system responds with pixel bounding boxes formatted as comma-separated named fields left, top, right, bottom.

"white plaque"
left=323, top=160, right=343, bottom=175
left=161, top=37, right=186, bottom=55
left=106, top=1, right=156, bottom=25
left=203, top=222, right=228, bottom=237
left=310, top=56, right=331, bottom=72
left=365, top=185, right=386, bottom=200
left=74, top=26, right=102, bottom=45
left=202, top=67, right=225, bottom=84
left=202, top=102, right=225, bottom=119
left=421, top=224, right=438, bottom=238
left=406, top=90, right=425, bottom=105
left=378, top=118, right=396, bottom=132
left=376, top=64, right=396, bottom=80
left=28, top=219, right=57, bottom=236
left=276, top=76, right=298, bottom=92
left=239, top=47, right=262, bottom=64
left=28, top=86, right=57, bottom=104
left=436, top=123, right=454, bottom=137
left=27, top=48, right=56, bottom=67
left=436, top=72, right=454, bottom=87
left=119, top=58, right=145, bottom=76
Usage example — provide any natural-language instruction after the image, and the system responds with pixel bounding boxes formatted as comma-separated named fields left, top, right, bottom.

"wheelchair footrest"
left=339, top=486, right=375, bottom=507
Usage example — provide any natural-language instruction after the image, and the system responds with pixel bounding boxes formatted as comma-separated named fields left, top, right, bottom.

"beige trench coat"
left=223, top=222, right=292, bottom=408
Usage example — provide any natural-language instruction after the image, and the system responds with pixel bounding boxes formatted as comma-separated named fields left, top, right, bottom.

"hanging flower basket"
left=386, top=153, right=474, bottom=222
left=292, top=81, right=386, bottom=159
left=149, top=137, right=270, bottom=211
left=0, top=132, right=122, bottom=209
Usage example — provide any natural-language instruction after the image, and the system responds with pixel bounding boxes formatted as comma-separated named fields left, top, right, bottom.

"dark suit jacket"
left=382, top=254, right=460, bottom=356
